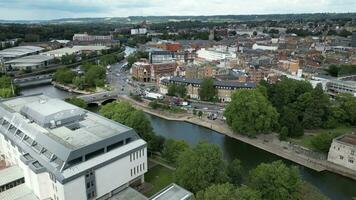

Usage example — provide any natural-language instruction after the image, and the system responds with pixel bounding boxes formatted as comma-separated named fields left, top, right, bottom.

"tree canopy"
left=224, top=89, right=279, bottom=136
left=196, top=183, right=262, bottom=200
left=65, top=97, right=88, bottom=109
left=249, top=161, right=302, bottom=200
left=198, top=78, right=218, bottom=102
left=174, top=141, right=228, bottom=193
left=162, top=139, right=189, bottom=165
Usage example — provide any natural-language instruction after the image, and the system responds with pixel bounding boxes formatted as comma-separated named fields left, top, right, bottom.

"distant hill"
left=1, top=13, right=356, bottom=24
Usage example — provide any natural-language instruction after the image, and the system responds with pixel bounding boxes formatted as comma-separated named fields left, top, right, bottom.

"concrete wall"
left=328, top=141, right=356, bottom=171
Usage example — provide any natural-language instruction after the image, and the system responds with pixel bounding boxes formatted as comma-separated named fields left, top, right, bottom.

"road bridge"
left=13, top=74, right=53, bottom=87
left=77, top=91, right=120, bottom=106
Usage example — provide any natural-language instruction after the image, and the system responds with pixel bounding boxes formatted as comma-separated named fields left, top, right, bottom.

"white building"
left=40, top=48, right=80, bottom=58
left=252, top=43, right=278, bottom=51
left=0, top=46, right=44, bottom=61
left=196, top=47, right=236, bottom=62
left=328, top=134, right=356, bottom=171
left=73, top=33, right=113, bottom=41
left=131, top=28, right=148, bottom=35
left=0, top=95, right=147, bottom=200
left=4, top=55, right=54, bottom=71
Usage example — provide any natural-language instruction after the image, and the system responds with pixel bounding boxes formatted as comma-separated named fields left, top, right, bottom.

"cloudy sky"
left=0, top=0, right=355, bottom=20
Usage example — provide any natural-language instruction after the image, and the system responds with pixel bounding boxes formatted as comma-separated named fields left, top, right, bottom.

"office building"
left=0, top=95, right=147, bottom=200
left=73, top=33, right=113, bottom=42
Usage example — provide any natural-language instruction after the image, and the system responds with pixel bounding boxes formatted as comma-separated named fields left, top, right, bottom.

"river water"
left=21, top=84, right=356, bottom=200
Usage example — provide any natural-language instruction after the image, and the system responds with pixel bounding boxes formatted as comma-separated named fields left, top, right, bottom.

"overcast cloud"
left=0, top=0, right=355, bottom=20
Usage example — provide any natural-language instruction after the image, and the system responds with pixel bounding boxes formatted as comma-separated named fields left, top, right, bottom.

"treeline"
left=326, top=64, right=356, bottom=77
left=225, top=77, right=356, bottom=141
left=162, top=140, right=329, bottom=200
left=0, top=76, right=18, bottom=98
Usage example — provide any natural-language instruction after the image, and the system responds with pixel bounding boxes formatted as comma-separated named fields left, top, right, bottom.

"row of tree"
left=224, top=77, right=356, bottom=146
left=167, top=141, right=328, bottom=200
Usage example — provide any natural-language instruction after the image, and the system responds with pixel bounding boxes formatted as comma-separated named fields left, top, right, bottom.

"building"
left=4, top=55, right=54, bottom=71
left=160, top=77, right=255, bottom=102
left=326, top=76, right=356, bottom=97
left=131, top=61, right=152, bottom=82
left=328, top=133, right=356, bottom=171
left=0, top=46, right=44, bottom=61
left=151, top=62, right=178, bottom=81
left=73, top=33, right=113, bottom=42
left=131, top=28, right=148, bottom=35
left=40, top=47, right=80, bottom=59
left=351, top=31, right=356, bottom=48
left=278, top=59, right=300, bottom=75
left=252, top=43, right=278, bottom=51
left=185, top=65, right=213, bottom=79
left=149, top=51, right=175, bottom=64
left=150, top=183, right=193, bottom=200
left=0, top=39, right=18, bottom=50
left=0, top=95, right=147, bottom=200
left=196, top=48, right=236, bottom=62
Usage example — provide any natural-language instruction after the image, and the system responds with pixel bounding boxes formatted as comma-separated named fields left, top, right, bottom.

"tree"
left=0, top=76, right=16, bottom=98
left=65, top=97, right=88, bottom=109
left=84, top=65, right=106, bottom=87
left=53, top=68, right=75, bottom=84
left=100, top=101, right=162, bottom=151
left=310, top=132, right=337, bottom=153
left=227, top=159, right=243, bottom=185
left=198, top=110, right=203, bottom=118
left=72, top=76, right=86, bottom=90
left=224, top=89, right=279, bottom=136
left=162, top=139, right=189, bottom=165
left=335, top=93, right=356, bottom=126
left=279, top=126, right=288, bottom=141
left=279, top=106, right=304, bottom=137
left=174, top=142, right=228, bottom=193
left=199, top=78, right=217, bottom=102
left=249, top=160, right=302, bottom=200
left=327, top=65, right=340, bottom=77
left=167, top=84, right=177, bottom=96
left=196, top=184, right=262, bottom=200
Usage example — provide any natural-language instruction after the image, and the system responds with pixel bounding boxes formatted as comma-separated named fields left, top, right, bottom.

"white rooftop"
left=0, top=166, right=23, bottom=186
left=72, top=45, right=109, bottom=51
left=0, top=184, right=38, bottom=200
left=5, top=55, right=54, bottom=64
left=0, top=46, right=44, bottom=58
left=41, top=47, right=80, bottom=56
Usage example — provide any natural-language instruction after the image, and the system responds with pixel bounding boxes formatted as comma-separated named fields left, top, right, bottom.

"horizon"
left=0, top=0, right=356, bottom=21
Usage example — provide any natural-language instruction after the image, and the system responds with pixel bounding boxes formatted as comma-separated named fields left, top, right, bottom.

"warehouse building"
left=0, top=46, right=44, bottom=61
left=4, top=55, right=54, bottom=71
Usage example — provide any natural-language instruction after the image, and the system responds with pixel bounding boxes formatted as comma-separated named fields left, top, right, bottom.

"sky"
left=0, top=0, right=356, bottom=20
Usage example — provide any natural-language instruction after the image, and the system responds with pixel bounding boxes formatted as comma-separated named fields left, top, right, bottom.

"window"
left=340, top=155, right=344, bottom=160
left=349, top=159, right=354, bottom=163
left=131, top=169, right=133, bottom=176
left=107, top=140, right=124, bottom=152
left=351, top=150, right=355, bottom=156
left=143, top=163, right=145, bottom=170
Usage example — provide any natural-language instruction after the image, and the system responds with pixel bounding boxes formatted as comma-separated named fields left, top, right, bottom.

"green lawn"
left=144, top=165, right=174, bottom=197
left=290, top=126, right=354, bottom=150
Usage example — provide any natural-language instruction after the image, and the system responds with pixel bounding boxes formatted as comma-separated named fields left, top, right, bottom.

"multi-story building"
left=151, top=62, right=178, bottom=82
left=278, top=59, right=299, bottom=75
left=0, top=95, right=147, bottom=200
left=160, top=77, right=255, bottom=102
left=196, top=48, right=236, bottom=62
left=131, top=61, right=152, bottom=82
left=149, top=51, right=175, bottom=64
left=131, top=28, right=148, bottom=35
left=327, top=78, right=356, bottom=97
left=73, top=33, right=113, bottom=42
left=328, top=133, right=356, bottom=171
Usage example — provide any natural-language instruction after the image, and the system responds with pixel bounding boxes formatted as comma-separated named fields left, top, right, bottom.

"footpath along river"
left=21, top=84, right=356, bottom=200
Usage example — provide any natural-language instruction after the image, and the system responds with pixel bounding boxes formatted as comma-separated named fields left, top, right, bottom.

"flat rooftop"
left=2, top=95, right=132, bottom=150
left=40, top=47, right=80, bottom=55
left=109, top=187, right=148, bottom=200
left=0, top=166, right=24, bottom=186
left=150, top=184, right=193, bottom=200
left=0, top=46, right=43, bottom=58
left=5, top=55, right=53, bottom=64
left=0, top=184, right=38, bottom=200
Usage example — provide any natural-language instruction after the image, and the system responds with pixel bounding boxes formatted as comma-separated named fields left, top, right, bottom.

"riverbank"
left=52, top=81, right=92, bottom=95
left=120, top=95, right=356, bottom=181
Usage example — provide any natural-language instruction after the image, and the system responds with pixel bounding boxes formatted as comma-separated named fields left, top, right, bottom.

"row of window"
left=339, top=155, right=354, bottom=164
left=334, top=145, right=356, bottom=156
left=130, top=163, right=145, bottom=177
left=130, top=149, right=145, bottom=162
left=0, top=178, right=24, bottom=193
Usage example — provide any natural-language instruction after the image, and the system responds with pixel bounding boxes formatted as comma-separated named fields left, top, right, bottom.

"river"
left=21, top=84, right=356, bottom=200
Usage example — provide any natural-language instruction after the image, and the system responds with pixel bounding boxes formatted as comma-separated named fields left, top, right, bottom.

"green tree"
left=279, top=106, right=304, bottom=137
left=249, top=160, right=302, bottom=200
left=310, top=132, right=337, bottom=153
left=162, top=139, right=189, bottom=165
left=84, top=65, right=106, bottom=87
left=0, top=76, right=16, bottom=98
left=167, top=84, right=177, bottom=96
left=61, top=54, right=76, bottom=65
left=53, top=68, right=75, bottom=84
left=327, top=65, right=340, bottom=77
left=279, top=126, right=288, bottom=141
left=196, top=183, right=261, bottom=200
left=227, top=159, right=243, bottom=185
left=174, top=142, right=228, bottom=193
left=224, top=89, right=279, bottom=136
left=335, top=93, right=356, bottom=126
left=198, top=110, right=203, bottom=118
left=199, top=78, right=217, bottom=102
left=65, top=97, right=88, bottom=109
left=72, top=76, right=86, bottom=90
